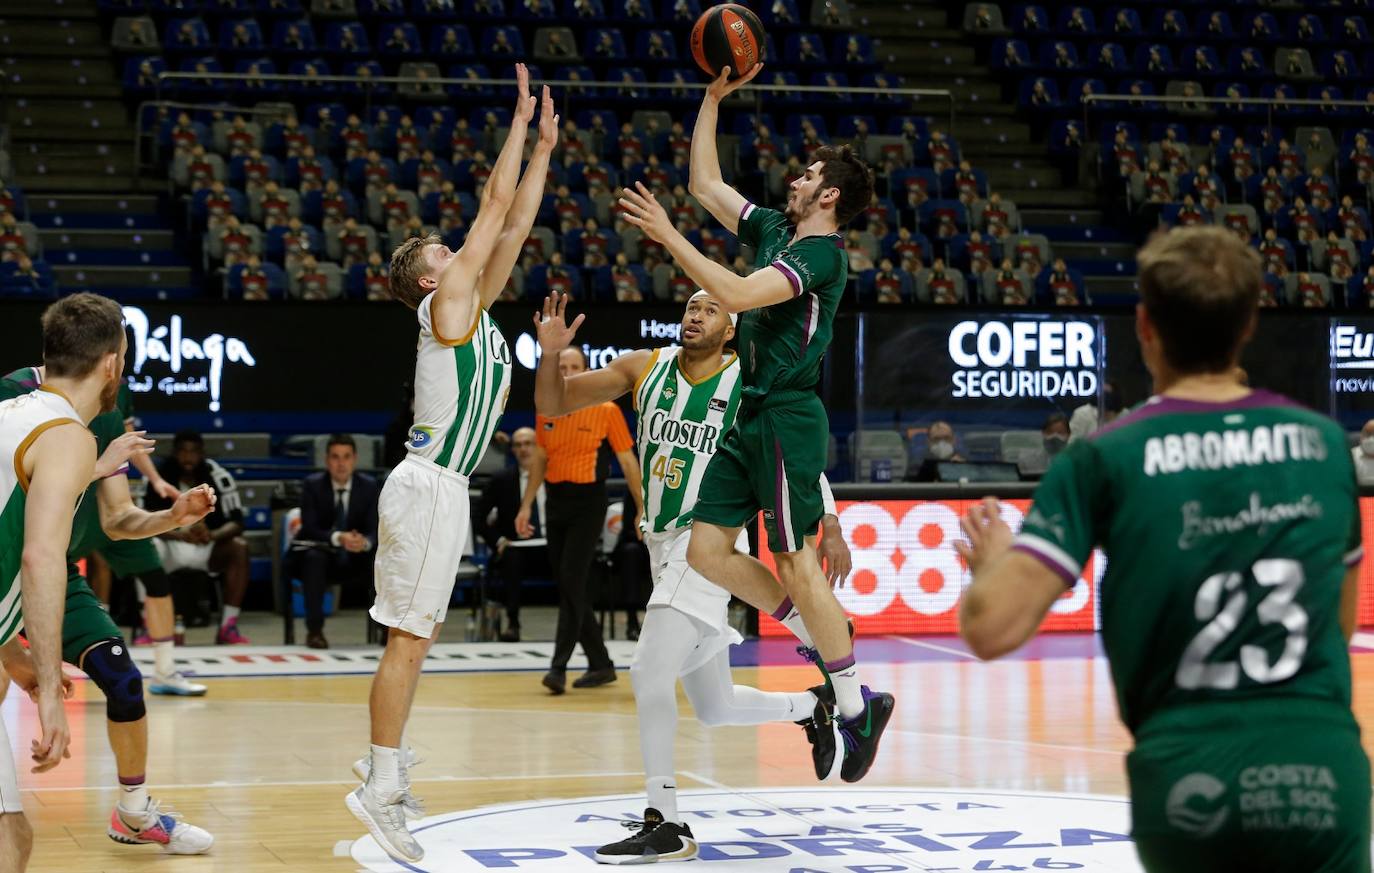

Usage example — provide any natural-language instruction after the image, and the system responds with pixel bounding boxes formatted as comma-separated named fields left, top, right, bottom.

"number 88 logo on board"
left=828, top=500, right=1096, bottom=632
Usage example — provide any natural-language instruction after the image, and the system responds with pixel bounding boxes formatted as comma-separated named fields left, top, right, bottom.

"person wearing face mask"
left=907, top=421, right=967, bottom=482
left=1353, top=420, right=1374, bottom=485
left=1017, top=413, right=1071, bottom=479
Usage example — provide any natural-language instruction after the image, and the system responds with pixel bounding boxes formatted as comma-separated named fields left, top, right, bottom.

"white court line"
left=678, top=770, right=729, bottom=790
left=884, top=635, right=979, bottom=659
left=22, top=770, right=646, bottom=794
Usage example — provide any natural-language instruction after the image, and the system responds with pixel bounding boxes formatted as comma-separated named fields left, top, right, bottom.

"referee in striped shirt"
left=538, top=346, right=645, bottom=695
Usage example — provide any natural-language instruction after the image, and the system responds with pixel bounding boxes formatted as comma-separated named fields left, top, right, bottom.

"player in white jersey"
left=0, top=293, right=215, bottom=872
left=532, top=291, right=852, bottom=865
left=346, top=67, right=559, bottom=864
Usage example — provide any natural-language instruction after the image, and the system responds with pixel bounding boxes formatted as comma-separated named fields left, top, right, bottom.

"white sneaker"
left=346, top=785, right=423, bottom=863
left=148, top=671, right=208, bottom=697
left=108, top=798, right=214, bottom=854
left=352, top=748, right=425, bottom=820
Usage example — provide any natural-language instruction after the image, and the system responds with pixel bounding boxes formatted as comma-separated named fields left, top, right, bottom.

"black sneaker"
left=795, top=684, right=840, bottom=781
left=594, top=808, right=698, bottom=865
left=837, top=686, right=895, bottom=783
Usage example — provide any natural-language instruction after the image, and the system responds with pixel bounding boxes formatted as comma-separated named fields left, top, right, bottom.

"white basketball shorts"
left=370, top=454, right=470, bottom=639
left=645, top=525, right=746, bottom=675
left=0, top=679, right=21, bottom=814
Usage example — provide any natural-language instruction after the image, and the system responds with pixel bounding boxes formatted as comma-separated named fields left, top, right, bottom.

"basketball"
left=690, top=3, right=766, bottom=79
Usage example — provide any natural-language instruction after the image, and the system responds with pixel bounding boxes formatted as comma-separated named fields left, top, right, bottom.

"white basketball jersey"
left=0, top=388, right=82, bottom=645
left=404, top=293, right=513, bottom=478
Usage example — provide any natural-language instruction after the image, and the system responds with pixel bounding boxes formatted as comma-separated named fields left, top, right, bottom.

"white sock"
left=369, top=744, right=402, bottom=797
left=120, top=781, right=149, bottom=811
left=645, top=776, right=679, bottom=824
left=771, top=598, right=814, bottom=649
left=153, top=640, right=175, bottom=676
left=826, top=654, right=864, bottom=719
left=221, top=605, right=241, bottom=628
left=787, top=690, right=818, bottom=720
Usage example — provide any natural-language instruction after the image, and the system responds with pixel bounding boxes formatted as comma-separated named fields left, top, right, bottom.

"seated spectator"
left=609, top=253, right=642, bottom=302
left=990, top=258, right=1030, bottom=305
left=906, top=421, right=965, bottom=482
left=476, top=427, right=549, bottom=642
left=1044, top=258, right=1083, bottom=306
left=288, top=435, right=379, bottom=648
left=926, top=259, right=962, bottom=304
left=873, top=258, right=906, bottom=304
left=1017, top=414, right=1070, bottom=478
left=293, top=254, right=331, bottom=300
left=0, top=215, right=28, bottom=263
left=238, top=255, right=274, bottom=300
left=146, top=431, right=252, bottom=644
left=844, top=230, right=874, bottom=272
left=1355, top=421, right=1374, bottom=484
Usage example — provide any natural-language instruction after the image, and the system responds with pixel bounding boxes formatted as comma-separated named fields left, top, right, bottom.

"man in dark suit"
left=292, top=434, right=380, bottom=648
left=476, top=426, right=548, bottom=642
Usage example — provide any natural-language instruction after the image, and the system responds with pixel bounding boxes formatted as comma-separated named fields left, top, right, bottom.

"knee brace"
left=80, top=639, right=146, bottom=723
left=136, top=568, right=171, bottom=599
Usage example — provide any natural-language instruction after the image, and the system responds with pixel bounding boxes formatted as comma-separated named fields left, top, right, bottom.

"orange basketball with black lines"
left=690, top=3, right=766, bottom=79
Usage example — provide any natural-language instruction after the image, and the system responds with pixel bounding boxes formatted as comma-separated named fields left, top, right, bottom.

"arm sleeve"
left=819, top=473, right=837, bottom=517
left=605, top=403, right=634, bottom=454
left=1012, top=439, right=1102, bottom=588
left=771, top=236, right=843, bottom=298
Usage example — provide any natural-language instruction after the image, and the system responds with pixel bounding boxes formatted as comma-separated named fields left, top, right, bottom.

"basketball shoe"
left=352, top=747, right=425, bottom=821
left=594, top=808, right=698, bottom=865
left=346, top=785, right=423, bottom=864
left=108, top=798, right=214, bottom=854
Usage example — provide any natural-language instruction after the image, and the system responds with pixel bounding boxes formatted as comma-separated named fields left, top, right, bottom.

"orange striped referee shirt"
left=536, top=402, right=635, bottom=485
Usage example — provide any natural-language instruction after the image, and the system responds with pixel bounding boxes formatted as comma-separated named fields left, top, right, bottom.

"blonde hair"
left=388, top=234, right=442, bottom=309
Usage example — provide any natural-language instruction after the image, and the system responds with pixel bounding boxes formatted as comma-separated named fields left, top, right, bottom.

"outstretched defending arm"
left=477, top=85, right=559, bottom=309
left=689, top=66, right=763, bottom=233
left=532, top=293, right=650, bottom=418
left=432, top=64, right=536, bottom=335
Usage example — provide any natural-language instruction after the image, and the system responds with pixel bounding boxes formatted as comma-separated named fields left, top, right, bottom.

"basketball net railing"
left=138, top=71, right=956, bottom=178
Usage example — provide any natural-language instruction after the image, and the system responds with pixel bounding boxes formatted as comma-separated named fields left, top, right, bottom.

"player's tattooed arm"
left=956, top=497, right=1067, bottom=660
left=477, top=84, right=558, bottom=310
left=690, top=65, right=763, bottom=233
left=532, top=292, right=649, bottom=416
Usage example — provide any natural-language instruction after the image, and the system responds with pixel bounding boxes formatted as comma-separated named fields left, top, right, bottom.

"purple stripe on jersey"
left=770, top=596, right=794, bottom=621
left=1093, top=389, right=1300, bottom=441
left=1011, top=543, right=1078, bottom=589
left=740, top=202, right=756, bottom=222
left=824, top=653, right=856, bottom=673
left=1345, top=547, right=1365, bottom=568
left=104, top=463, right=129, bottom=480
left=772, top=260, right=803, bottom=297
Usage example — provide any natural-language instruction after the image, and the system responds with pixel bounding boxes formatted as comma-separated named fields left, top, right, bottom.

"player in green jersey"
left=617, top=65, right=893, bottom=782
left=532, top=290, right=852, bottom=864
left=1, top=370, right=218, bottom=852
left=958, top=226, right=1370, bottom=873
left=5, top=372, right=205, bottom=696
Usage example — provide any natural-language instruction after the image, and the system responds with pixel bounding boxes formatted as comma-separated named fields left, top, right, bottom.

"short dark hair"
left=1137, top=226, right=1261, bottom=374
left=41, top=293, right=125, bottom=379
left=813, top=145, right=875, bottom=227
left=173, top=429, right=203, bottom=450
left=1042, top=413, right=1069, bottom=433
left=327, top=433, right=356, bottom=453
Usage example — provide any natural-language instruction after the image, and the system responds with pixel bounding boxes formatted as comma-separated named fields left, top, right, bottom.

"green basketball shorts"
left=694, top=390, right=827, bottom=554
left=62, top=568, right=123, bottom=666
left=1127, top=701, right=1370, bottom=873
left=96, top=535, right=163, bottom=578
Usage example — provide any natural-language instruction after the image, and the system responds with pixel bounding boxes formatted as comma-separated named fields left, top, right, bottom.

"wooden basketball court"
left=9, top=633, right=1374, bottom=872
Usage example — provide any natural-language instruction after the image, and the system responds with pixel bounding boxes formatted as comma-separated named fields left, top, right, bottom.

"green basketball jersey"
left=1016, top=391, right=1362, bottom=736
left=633, top=348, right=743, bottom=533
left=735, top=202, right=847, bottom=401
left=1, top=367, right=127, bottom=561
